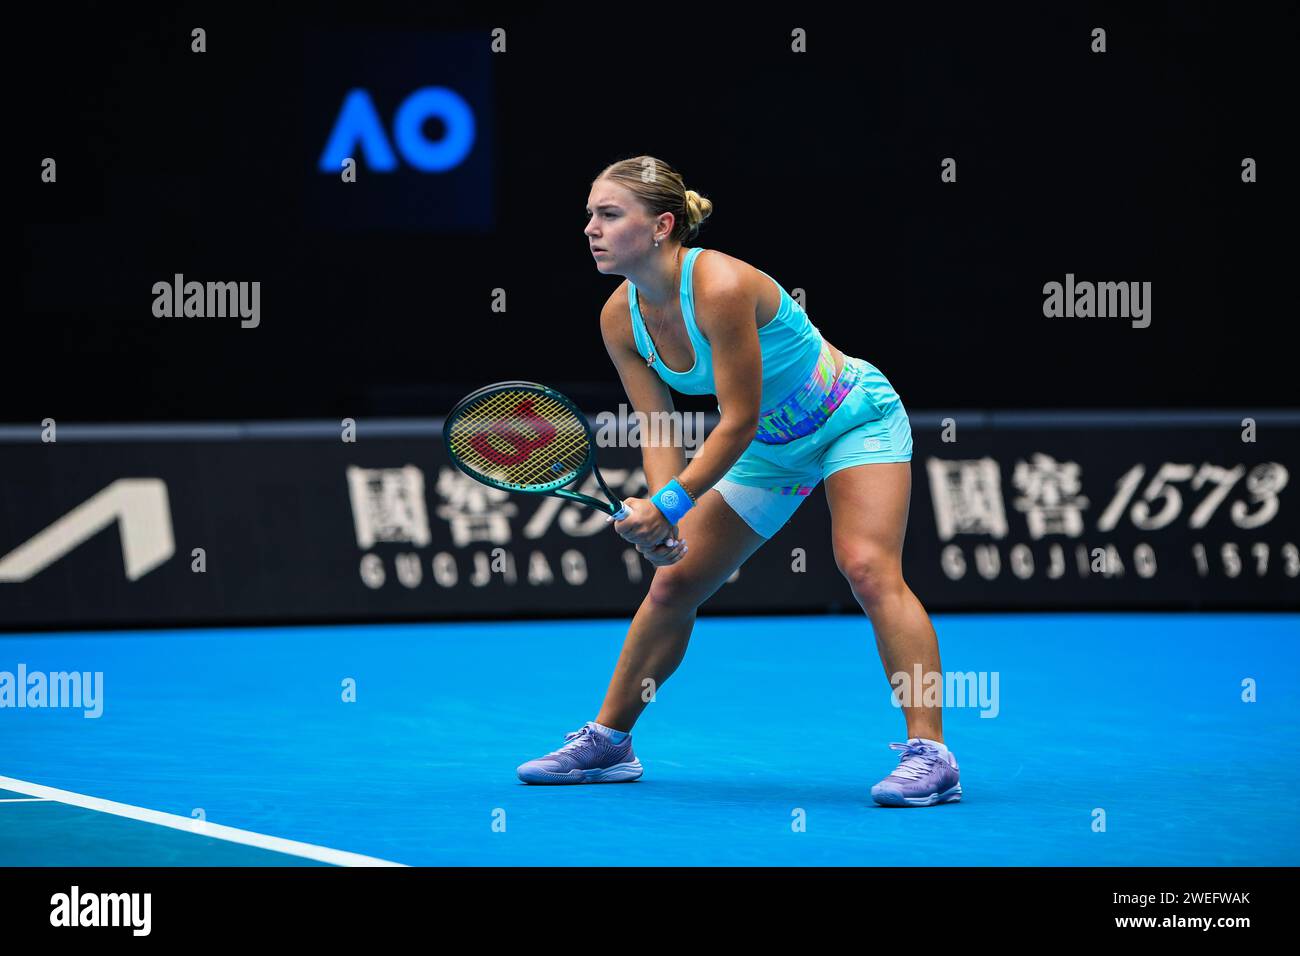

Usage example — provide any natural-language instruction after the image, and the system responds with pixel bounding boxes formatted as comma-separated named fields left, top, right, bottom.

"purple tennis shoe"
left=517, top=721, right=644, bottom=784
left=871, top=738, right=962, bottom=807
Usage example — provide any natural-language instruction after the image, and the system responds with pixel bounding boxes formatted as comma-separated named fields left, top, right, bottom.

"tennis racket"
left=443, top=381, right=678, bottom=546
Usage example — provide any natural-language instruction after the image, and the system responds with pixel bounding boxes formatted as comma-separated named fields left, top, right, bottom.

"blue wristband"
left=651, top=478, right=694, bottom=525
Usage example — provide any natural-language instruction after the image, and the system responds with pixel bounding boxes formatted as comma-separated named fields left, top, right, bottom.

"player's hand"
left=638, top=535, right=689, bottom=567
left=610, top=497, right=676, bottom=548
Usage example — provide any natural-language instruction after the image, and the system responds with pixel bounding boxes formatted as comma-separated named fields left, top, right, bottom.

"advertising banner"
left=1, top=412, right=1295, bottom=629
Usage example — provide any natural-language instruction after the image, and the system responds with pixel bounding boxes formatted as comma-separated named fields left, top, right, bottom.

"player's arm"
left=673, top=269, right=761, bottom=500
left=600, top=287, right=687, bottom=495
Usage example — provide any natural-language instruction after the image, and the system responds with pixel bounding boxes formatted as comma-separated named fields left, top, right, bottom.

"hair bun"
left=684, top=189, right=713, bottom=227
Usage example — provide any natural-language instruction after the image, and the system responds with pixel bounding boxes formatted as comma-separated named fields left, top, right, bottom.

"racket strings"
left=449, top=389, right=591, bottom=488
left=454, top=391, right=588, bottom=476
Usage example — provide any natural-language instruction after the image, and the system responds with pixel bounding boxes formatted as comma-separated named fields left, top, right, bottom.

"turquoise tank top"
left=627, top=247, right=824, bottom=411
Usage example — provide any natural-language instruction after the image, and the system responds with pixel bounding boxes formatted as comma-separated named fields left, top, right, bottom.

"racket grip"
left=607, top=504, right=679, bottom=548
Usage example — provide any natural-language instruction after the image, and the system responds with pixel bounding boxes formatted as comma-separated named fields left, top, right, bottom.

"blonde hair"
left=594, top=155, right=714, bottom=244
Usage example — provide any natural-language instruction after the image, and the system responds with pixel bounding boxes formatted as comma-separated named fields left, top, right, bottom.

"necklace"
left=643, top=247, right=682, bottom=368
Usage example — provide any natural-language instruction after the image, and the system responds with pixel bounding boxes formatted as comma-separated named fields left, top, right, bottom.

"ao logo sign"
left=319, top=87, right=476, bottom=173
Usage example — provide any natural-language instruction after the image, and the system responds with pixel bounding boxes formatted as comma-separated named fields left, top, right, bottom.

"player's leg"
left=818, top=369, right=960, bottom=805
left=824, top=459, right=961, bottom=806
left=816, top=360, right=940, bottom=740
left=516, top=487, right=769, bottom=784
left=823, top=460, right=943, bottom=742
left=594, top=486, right=767, bottom=731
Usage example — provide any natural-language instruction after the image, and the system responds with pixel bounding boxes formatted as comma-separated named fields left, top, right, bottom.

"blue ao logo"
left=319, top=87, right=476, bottom=173
left=660, top=489, right=680, bottom=509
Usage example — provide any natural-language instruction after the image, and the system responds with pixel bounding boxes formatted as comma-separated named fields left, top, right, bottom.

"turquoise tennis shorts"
left=713, top=356, right=913, bottom=538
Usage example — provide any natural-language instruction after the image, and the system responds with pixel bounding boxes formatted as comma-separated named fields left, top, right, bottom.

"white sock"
left=592, top=721, right=629, bottom=744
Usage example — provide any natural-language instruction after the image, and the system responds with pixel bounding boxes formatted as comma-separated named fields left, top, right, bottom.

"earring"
left=654, top=240, right=660, bottom=248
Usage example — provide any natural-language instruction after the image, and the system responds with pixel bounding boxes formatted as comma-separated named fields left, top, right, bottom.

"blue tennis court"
left=2, top=612, right=1297, bottom=866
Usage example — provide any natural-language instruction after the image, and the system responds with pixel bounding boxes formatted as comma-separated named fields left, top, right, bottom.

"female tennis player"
left=517, top=156, right=960, bottom=807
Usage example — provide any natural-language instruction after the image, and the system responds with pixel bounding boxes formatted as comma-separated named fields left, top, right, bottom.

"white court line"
left=0, top=775, right=406, bottom=867
left=0, top=797, right=50, bottom=803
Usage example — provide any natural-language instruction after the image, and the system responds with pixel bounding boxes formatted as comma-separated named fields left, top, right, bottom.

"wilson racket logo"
left=445, top=382, right=630, bottom=520
left=469, top=397, right=558, bottom=466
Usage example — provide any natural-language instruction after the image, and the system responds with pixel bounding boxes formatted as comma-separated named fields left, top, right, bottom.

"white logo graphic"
left=926, top=458, right=1009, bottom=541
left=660, top=490, right=680, bottom=509
left=0, top=479, right=174, bottom=582
left=432, top=467, right=517, bottom=547
left=1011, top=453, right=1090, bottom=539
left=346, top=465, right=433, bottom=548
left=863, top=437, right=882, bottom=452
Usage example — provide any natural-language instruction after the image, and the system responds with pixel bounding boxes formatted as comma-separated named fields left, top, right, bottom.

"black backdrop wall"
left=13, top=2, right=1297, bottom=423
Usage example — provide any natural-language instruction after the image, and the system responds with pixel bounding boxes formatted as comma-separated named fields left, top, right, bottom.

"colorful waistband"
left=754, top=343, right=859, bottom=445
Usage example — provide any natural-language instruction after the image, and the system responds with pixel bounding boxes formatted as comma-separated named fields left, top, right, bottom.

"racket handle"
left=607, top=503, right=679, bottom=548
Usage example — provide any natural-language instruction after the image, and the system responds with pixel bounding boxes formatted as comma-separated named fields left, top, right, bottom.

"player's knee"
left=834, top=544, right=902, bottom=607
left=647, top=566, right=709, bottom=611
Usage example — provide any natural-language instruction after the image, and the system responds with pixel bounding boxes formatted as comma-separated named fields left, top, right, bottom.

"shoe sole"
left=517, top=760, right=644, bottom=785
left=871, top=783, right=962, bottom=807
